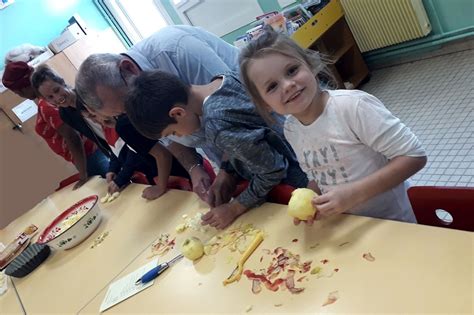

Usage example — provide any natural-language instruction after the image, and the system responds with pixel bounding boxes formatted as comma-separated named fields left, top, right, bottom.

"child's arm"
left=166, top=142, right=211, bottom=201
left=201, top=125, right=289, bottom=229
left=40, top=101, right=89, bottom=189
left=106, top=172, right=116, bottom=183
left=106, top=154, right=121, bottom=183
left=57, top=124, right=88, bottom=190
left=141, top=142, right=173, bottom=200
left=314, top=93, right=427, bottom=218
left=206, top=153, right=239, bottom=207
left=114, top=117, right=170, bottom=200
left=109, top=147, right=143, bottom=193
left=313, top=155, right=426, bottom=218
left=220, top=129, right=289, bottom=209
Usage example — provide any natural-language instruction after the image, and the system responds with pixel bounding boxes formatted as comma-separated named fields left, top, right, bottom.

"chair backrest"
left=202, top=159, right=216, bottom=182
left=55, top=173, right=80, bottom=191
left=131, top=172, right=149, bottom=185
left=231, top=181, right=296, bottom=205
left=407, top=186, right=474, bottom=232
left=267, top=184, right=296, bottom=205
left=166, top=176, right=192, bottom=191
left=165, top=159, right=215, bottom=192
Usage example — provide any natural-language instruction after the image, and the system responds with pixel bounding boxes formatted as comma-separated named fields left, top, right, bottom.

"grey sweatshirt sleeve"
left=209, top=122, right=288, bottom=209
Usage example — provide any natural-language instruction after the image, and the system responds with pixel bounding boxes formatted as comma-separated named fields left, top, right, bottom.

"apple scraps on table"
left=363, top=252, right=376, bottom=262
left=322, top=290, right=340, bottom=306
left=148, top=233, right=176, bottom=259
left=90, top=231, right=110, bottom=249
left=176, top=213, right=209, bottom=234
left=310, top=265, right=338, bottom=279
left=243, top=247, right=312, bottom=295
left=204, top=224, right=262, bottom=256
left=244, top=247, right=341, bottom=295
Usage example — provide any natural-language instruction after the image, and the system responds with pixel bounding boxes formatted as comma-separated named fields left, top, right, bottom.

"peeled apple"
left=181, top=237, right=204, bottom=261
left=287, top=188, right=317, bottom=220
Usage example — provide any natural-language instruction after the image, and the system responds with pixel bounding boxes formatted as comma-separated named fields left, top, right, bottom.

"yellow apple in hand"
left=288, top=188, right=318, bottom=220
left=181, top=237, right=204, bottom=261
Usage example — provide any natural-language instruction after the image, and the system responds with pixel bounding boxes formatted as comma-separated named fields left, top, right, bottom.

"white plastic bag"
left=4, top=44, right=47, bottom=64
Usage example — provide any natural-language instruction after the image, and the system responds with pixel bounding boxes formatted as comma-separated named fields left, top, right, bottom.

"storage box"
left=48, top=23, right=85, bottom=54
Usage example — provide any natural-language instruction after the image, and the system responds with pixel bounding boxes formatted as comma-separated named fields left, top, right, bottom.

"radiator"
left=340, top=0, right=431, bottom=52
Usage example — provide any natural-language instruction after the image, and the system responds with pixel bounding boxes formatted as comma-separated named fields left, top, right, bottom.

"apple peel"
left=322, top=291, right=339, bottom=306
left=148, top=233, right=175, bottom=258
left=363, top=252, right=375, bottom=262
left=244, top=247, right=312, bottom=295
left=205, top=224, right=261, bottom=256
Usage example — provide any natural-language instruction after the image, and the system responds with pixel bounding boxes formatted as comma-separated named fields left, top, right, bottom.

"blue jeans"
left=86, top=149, right=109, bottom=177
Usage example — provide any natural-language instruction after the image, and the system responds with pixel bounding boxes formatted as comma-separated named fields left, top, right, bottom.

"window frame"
left=95, top=0, right=174, bottom=47
left=166, top=0, right=200, bottom=24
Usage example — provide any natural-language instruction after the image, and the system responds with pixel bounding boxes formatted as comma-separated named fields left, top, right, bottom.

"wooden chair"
left=232, top=180, right=296, bottom=205
left=149, top=159, right=216, bottom=192
left=166, top=176, right=192, bottom=191
left=56, top=172, right=192, bottom=192
left=55, top=173, right=80, bottom=191
left=202, top=159, right=216, bottom=182
left=407, top=186, right=474, bottom=232
left=130, top=172, right=149, bottom=185
left=267, top=184, right=296, bottom=205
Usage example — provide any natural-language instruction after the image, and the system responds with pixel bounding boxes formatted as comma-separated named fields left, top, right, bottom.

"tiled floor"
left=361, top=49, right=474, bottom=187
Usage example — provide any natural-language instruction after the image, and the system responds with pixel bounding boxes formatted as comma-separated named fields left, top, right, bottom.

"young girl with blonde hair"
left=240, top=30, right=427, bottom=224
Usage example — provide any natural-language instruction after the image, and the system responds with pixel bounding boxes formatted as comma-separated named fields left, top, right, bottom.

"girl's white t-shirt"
left=284, top=89, right=426, bottom=222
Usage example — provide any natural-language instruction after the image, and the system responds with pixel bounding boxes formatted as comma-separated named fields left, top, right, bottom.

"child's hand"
left=312, top=184, right=363, bottom=218
left=201, top=202, right=246, bottom=230
left=105, top=172, right=116, bottom=183
left=189, top=165, right=211, bottom=202
left=206, top=171, right=237, bottom=207
left=141, top=185, right=166, bottom=200
left=108, top=181, right=120, bottom=194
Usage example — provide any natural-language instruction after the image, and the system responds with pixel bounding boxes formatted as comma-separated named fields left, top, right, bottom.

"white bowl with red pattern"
left=37, top=195, right=101, bottom=250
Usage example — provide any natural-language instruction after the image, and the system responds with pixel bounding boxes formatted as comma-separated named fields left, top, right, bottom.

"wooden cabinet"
left=0, top=53, right=79, bottom=229
left=61, top=29, right=125, bottom=70
left=291, top=0, right=369, bottom=88
left=0, top=88, right=76, bottom=229
left=0, top=30, right=125, bottom=228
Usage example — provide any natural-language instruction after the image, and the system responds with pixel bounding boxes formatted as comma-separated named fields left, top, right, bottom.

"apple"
left=181, top=237, right=204, bottom=260
left=287, top=188, right=318, bottom=220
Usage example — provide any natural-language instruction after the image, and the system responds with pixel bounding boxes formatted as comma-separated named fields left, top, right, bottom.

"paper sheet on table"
left=11, top=99, right=38, bottom=122
left=99, top=259, right=158, bottom=313
left=0, top=243, right=7, bottom=296
left=0, top=270, right=7, bottom=296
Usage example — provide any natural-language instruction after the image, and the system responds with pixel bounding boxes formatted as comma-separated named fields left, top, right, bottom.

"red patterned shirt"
left=35, top=99, right=96, bottom=162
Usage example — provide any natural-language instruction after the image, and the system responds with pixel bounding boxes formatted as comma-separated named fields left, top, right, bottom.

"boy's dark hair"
left=125, top=70, right=190, bottom=140
left=31, top=64, right=67, bottom=95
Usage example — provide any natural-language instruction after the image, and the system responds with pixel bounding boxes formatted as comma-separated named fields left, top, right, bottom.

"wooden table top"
left=0, top=177, right=205, bottom=314
left=1, top=177, right=473, bottom=314
left=0, top=276, right=24, bottom=315
left=80, top=196, right=474, bottom=314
